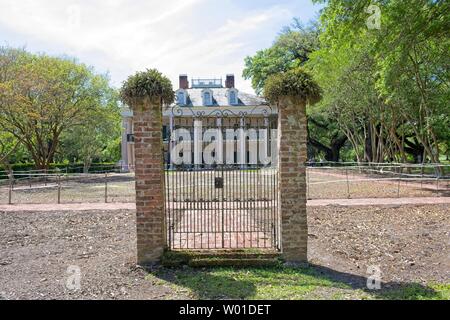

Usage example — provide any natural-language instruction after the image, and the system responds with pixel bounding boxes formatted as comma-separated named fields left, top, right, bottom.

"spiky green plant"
left=120, top=69, right=174, bottom=108
left=264, top=68, right=321, bottom=105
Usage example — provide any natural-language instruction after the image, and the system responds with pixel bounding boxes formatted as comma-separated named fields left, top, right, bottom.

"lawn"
left=148, top=265, right=450, bottom=300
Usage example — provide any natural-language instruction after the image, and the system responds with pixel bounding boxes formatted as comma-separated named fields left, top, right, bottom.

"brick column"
left=278, top=96, right=308, bottom=262
left=132, top=98, right=166, bottom=265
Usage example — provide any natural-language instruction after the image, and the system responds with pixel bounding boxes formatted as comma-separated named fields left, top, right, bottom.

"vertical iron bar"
left=179, top=169, right=182, bottom=249
left=165, top=164, right=171, bottom=250
left=221, top=164, right=225, bottom=248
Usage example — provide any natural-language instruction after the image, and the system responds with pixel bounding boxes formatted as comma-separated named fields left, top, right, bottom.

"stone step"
left=161, top=250, right=281, bottom=267
left=188, top=258, right=280, bottom=268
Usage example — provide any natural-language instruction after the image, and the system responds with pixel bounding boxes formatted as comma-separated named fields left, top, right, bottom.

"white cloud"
left=0, top=0, right=298, bottom=94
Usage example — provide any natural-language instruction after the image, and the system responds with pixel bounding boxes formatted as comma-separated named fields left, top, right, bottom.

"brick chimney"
left=179, top=74, right=189, bottom=89
left=225, top=74, right=235, bottom=88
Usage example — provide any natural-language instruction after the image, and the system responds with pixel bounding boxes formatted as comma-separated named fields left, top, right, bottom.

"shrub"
left=264, top=68, right=321, bottom=105
left=0, top=162, right=119, bottom=179
left=120, top=69, right=174, bottom=107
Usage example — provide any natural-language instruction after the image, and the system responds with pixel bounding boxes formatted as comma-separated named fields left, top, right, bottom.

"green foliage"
left=307, top=0, right=450, bottom=163
left=245, top=0, right=449, bottom=163
left=61, top=83, right=121, bottom=171
left=0, top=131, right=27, bottom=166
left=243, top=21, right=319, bottom=94
left=120, top=68, right=174, bottom=107
left=0, top=47, right=120, bottom=169
left=264, top=67, right=321, bottom=105
left=243, top=20, right=350, bottom=161
left=0, top=162, right=118, bottom=180
left=380, top=283, right=450, bottom=300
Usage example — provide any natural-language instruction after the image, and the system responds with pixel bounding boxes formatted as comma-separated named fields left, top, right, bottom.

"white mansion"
left=120, top=74, right=277, bottom=170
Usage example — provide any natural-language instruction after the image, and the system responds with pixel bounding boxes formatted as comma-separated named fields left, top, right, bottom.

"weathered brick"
left=278, top=96, right=308, bottom=262
left=131, top=98, right=166, bottom=265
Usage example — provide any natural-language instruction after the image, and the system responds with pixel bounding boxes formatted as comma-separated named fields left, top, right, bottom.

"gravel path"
left=0, top=197, right=449, bottom=212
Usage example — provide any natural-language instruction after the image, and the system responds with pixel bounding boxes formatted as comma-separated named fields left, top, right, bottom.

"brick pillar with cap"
left=132, top=97, right=166, bottom=265
left=278, top=96, right=308, bottom=262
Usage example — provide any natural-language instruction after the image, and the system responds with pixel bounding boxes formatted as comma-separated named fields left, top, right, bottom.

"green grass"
left=148, top=265, right=450, bottom=300
left=380, top=283, right=450, bottom=300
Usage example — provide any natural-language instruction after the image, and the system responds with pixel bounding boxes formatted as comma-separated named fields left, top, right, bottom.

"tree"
left=0, top=48, right=23, bottom=171
left=60, top=85, right=121, bottom=172
left=309, top=0, right=450, bottom=164
left=243, top=20, right=320, bottom=95
left=243, top=20, right=349, bottom=161
left=0, top=47, right=118, bottom=169
left=0, top=132, right=18, bottom=172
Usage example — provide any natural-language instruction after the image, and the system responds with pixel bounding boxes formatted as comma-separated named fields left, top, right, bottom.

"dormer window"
left=227, top=89, right=239, bottom=105
left=176, top=89, right=187, bottom=106
left=202, top=89, right=213, bottom=106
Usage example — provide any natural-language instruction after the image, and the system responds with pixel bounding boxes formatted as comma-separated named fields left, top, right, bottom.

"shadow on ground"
left=147, top=263, right=447, bottom=300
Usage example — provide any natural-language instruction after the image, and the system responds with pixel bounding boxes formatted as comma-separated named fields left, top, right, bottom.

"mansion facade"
left=120, top=74, right=278, bottom=171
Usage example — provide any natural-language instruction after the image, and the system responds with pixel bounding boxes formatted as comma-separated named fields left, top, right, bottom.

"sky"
left=0, top=0, right=323, bottom=94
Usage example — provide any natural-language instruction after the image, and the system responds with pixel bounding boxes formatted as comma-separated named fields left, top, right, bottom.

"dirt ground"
left=0, top=204, right=448, bottom=300
left=0, top=209, right=182, bottom=300
left=308, top=205, right=449, bottom=284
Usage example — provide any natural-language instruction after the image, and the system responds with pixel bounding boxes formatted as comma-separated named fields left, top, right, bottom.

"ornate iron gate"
left=164, top=106, right=279, bottom=250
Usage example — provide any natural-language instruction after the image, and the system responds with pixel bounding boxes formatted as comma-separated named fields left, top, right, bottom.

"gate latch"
left=215, top=177, right=224, bottom=189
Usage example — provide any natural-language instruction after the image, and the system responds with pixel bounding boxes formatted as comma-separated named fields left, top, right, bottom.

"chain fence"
left=0, top=163, right=448, bottom=205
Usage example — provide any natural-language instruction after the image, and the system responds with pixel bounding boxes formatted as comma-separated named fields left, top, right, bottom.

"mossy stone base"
left=161, top=250, right=282, bottom=268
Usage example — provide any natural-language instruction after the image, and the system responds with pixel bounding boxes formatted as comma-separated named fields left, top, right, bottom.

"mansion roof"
left=174, top=88, right=267, bottom=108
left=121, top=74, right=272, bottom=117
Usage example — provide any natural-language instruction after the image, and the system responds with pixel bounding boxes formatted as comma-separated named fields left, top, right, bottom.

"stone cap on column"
left=120, top=69, right=175, bottom=111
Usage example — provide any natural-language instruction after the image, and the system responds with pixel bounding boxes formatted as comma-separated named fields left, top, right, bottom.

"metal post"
left=420, top=164, right=424, bottom=192
left=29, top=171, right=32, bottom=188
left=346, top=167, right=350, bottom=199
left=307, top=167, right=311, bottom=200
left=105, top=172, right=108, bottom=203
left=8, top=173, right=13, bottom=205
left=57, top=173, right=61, bottom=204
left=436, top=176, right=439, bottom=197
left=169, top=114, right=174, bottom=170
